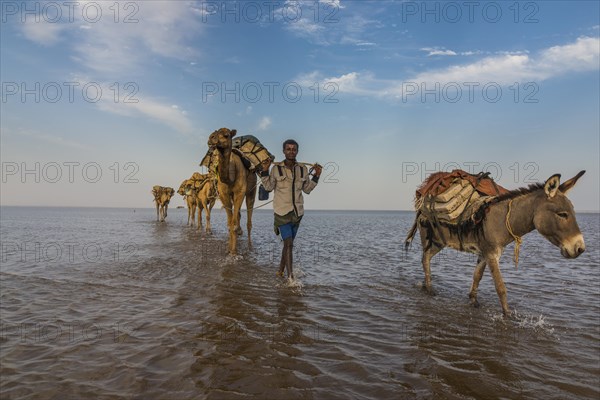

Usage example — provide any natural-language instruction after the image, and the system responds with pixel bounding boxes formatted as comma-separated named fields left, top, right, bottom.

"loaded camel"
left=178, top=180, right=198, bottom=226
left=152, top=186, right=175, bottom=222
left=195, top=174, right=218, bottom=234
left=405, top=171, right=586, bottom=317
left=207, top=128, right=257, bottom=255
left=178, top=174, right=218, bottom=233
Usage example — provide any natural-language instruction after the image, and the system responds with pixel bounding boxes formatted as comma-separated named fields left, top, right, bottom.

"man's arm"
left=260, top=159, right=276, bottom=192
left=302, top=164, right=322, bottom=194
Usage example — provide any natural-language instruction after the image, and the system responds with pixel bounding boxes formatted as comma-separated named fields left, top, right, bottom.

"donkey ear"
left=559, top=170, right=585, bottom=194
left=230, top=129, right=237, bottom=138
left=544, top=174, right=561, bottom=198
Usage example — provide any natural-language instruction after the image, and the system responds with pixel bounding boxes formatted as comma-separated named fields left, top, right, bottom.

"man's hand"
left=313, top=163, right=322, bottom=177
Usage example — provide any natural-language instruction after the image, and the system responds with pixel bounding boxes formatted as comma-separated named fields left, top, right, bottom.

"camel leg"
left=188, top=204, right=196, bottom=227
left=197, top=206, right=204, bottom=232
left=230, top=194, right=245, bottom=255
left=156, top=203, right=160, bottom=221
left=204, top=207, right=211, bottom=234
left=236, top=210, right=243, bottom=236
left=206, top=199, right=215, bottom=235
left=220, top=194, right=236, bottom=254
left=485, top=250, right=510, bottom=317
left=469, top=257, right=486, bottom=307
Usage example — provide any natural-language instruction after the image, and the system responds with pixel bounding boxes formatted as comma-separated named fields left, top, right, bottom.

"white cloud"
left=97, top=97, right=193, bottom=133
left=307, top=37, right=600, bottom=99
left=21, top=1, right=203, bottom=76
left=421, top=47, right=457, bottom=57
left=278, top=1, right=377, bottom=47
left=65, top=77, right=193, bottom=133
left=22, top=20, right=65, bottom=45
left=258, top=116, right=272, bottom=130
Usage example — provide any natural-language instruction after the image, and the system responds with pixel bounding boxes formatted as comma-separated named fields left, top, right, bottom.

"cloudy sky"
left=1, top=0, right=599, bottom=210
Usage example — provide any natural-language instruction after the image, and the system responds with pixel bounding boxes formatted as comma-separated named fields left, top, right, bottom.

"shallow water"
left=1, top=207, right=598, bottom=399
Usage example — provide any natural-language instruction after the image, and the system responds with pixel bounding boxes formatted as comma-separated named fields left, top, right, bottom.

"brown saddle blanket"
left=416, top=169, right=509, bottom=199
left=415, top=170, right=509, bottom=224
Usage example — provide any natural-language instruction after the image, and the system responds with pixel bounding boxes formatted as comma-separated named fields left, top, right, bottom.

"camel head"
left=160, top=187, right=175, bottom=202
left=178, top=181, right=188, bottom=196
left=208, top=128, right=237, bottom=151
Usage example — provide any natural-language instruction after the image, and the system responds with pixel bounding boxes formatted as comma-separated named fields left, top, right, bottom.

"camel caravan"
left=405, top=169, right=586, bottom=316
left=150, top=128, right=587, bottom=316
left=152, top=128, right=273, bottom=254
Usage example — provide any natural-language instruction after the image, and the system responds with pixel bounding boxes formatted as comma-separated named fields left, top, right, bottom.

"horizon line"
left=1, top=205, right=599, bottom=213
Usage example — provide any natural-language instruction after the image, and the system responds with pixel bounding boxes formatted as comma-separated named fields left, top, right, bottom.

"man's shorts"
left=278, top=222, right=299, bottom=240
left=274, top=211, right=303, bottom=240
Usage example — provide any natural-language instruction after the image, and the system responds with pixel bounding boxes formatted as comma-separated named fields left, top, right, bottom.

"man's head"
left=283, top=139, right=299, bottom=162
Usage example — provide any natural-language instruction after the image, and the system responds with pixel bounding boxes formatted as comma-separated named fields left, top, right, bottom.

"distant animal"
left=207, top=128, right=257, bottom=255
left=195, top=175, right=218, bottom=234
left=405, top=171, right=586, bottom=317
left=178, top=180, right=198, bottom=226
left=152, top=186, right=175, bottom=222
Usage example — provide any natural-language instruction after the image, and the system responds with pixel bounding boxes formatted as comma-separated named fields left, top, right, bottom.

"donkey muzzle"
left=560, top=234, right=585, bottom=258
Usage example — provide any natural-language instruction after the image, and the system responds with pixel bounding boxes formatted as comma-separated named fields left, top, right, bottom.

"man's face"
left=283, top=144, right=298, bottom=161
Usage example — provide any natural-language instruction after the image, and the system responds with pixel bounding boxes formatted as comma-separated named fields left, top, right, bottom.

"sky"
left=1, top=0, right=599, bottom=211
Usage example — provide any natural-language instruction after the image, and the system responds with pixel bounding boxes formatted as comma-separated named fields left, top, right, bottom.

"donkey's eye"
left=557, top=212, right=569, bottom=219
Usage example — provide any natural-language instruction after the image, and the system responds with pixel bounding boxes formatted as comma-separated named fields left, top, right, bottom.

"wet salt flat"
left=1, top=207, right=598, bottom=399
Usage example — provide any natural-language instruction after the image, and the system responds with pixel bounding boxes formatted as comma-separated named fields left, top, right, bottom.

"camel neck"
left=217, top=147, right=231, bottom=183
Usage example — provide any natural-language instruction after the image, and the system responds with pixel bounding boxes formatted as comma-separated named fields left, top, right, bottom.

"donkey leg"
left=469, top=257, right=486, bottom=307
left=421, top=245, right=441, bottom=295
left=486, top=251, right=510, bottom=316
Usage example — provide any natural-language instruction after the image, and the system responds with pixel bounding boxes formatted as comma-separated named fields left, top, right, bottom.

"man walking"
left=260, top=139, right=322, bottom=280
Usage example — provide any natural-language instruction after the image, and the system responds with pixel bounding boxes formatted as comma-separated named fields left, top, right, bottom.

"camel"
left=207, top=128, right=257, bottom=255
left=195, top=175, right=218, bottom=234
left=405, top=171, right=586, bottom=317
left=152, top=186, right=175, bottom=222
left=178, top=181, right=198, bottom=226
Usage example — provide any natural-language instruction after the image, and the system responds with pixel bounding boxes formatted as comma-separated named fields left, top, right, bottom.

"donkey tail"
left=404, top=211, right=420, bottom=251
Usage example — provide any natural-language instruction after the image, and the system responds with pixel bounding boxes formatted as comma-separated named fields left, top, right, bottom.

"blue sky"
left=1, top=0, right=599, bottom=211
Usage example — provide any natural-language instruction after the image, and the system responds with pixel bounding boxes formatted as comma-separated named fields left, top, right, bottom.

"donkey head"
left=207, top=128, right=237, bottom=150
left=533, top=171, right=586, bottom=258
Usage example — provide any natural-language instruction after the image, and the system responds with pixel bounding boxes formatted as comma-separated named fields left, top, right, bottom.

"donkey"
left=405, top=171, right=586, bottom=316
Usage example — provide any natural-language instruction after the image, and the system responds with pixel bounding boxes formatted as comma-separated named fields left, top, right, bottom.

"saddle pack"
left=415, top=169, right=509, bottom=224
